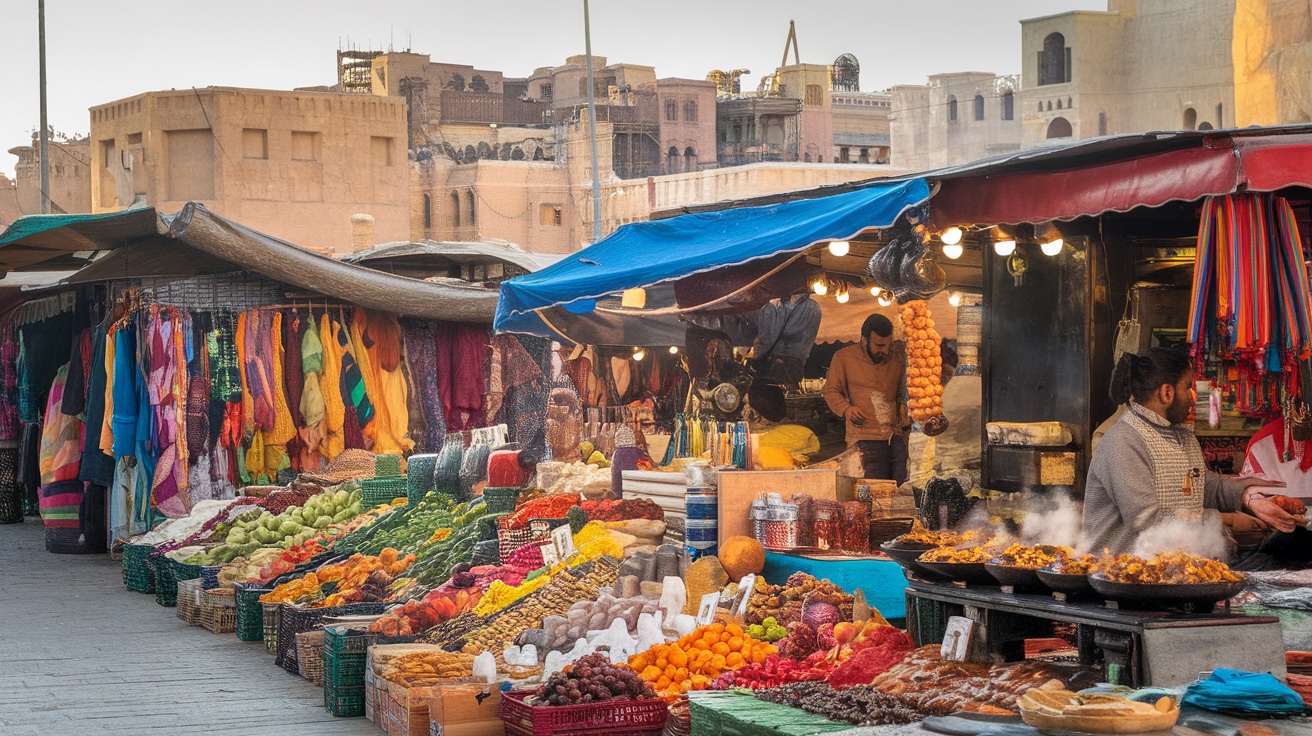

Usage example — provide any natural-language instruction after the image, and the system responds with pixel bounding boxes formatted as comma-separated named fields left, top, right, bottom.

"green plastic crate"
left=323, top=626, right=374, bottom=717
left=122, top=543, right=156, bottom=593
left=481, top=486, right=520, bottom=515
left=235, top=583, right=271, bottom=641
left=361, top=475, right=407, bottom=508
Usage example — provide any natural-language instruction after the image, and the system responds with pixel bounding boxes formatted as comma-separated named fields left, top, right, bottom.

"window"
left=804, top=152, right=812, bottom=162
left=422, top=194, right=432, bottom=230
left=684, top=100, right=697, bottom=123
left=1002, top=92, right=1014, bottom=120
left=1182, top=107, right=1197, bottom=130
left=684, top=146, right=697, bottom=171
left=242, top=128, right=268, bottom=159
left=1198, top=122, right=1214, bottom=130
left=450, top=191, right=461, bottom=227
left=947, top=96, right=958, bottom=122
left=466, top=190, right=476, bottom=226
left=371, top=136, right=394, bottom=166
left=1217, top=103, right=1224, bottom=128
left=839, top=146, right=850, bottom=163
left=1056, top=98, right=1063, bottom=110
left=1038, top=32, right=1070, bottom=86
left=1046, top=116, right=1073, bottom=139
left=665, top=99, right=678, bottom=122
left=539, top=204, right=562, bottom=226
left=127, top=132, right=142, bottom=145
left=1098, top=111, right=1107, bottom=136
left=974, top=94, right=985, bottom=121
left=667, top=146, right=681, bottom=174
left=540, top=83, right=553, bottom=102
left=291, top=131, right=318, bottom=161
left=165, top=129, right=215, bottom=200
left=805, top=85, right=824, bottom=107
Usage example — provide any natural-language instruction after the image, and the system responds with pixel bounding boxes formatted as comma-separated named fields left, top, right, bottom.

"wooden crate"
left=717, top=468, right=856, bottom=542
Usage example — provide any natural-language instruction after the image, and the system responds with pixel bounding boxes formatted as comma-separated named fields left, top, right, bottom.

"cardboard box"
left=717, top=468, right=856, bottom=541
left=385, top=680, right=494, bottom=736
left=427, top=684, right=504, bottom=736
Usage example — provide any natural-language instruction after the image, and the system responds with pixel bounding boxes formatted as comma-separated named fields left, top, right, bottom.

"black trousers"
left=855, top=437, right=908, bottom=483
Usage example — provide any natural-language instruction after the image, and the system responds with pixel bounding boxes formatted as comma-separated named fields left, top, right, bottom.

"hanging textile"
left=38, top=365, right=84, bottom=487
left=401, top=319, right=446, bottom=452
left=0, top=323, right=20, bottom=443
left=1189, top=194, right=1312, bottom=415
left=318, top=312, right=347, bottom=460
left=434, top=322, right=489, bottom=432
left=79, top=324, right=114, bottom=487
left=353, top=309, right=413, bottom=455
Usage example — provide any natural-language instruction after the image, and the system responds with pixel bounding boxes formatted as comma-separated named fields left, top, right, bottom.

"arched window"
left=1002, top=92, right=1014, bottom=120
left=466, top=190, right=476, bottom=227
left=1046, top=116, right=1073, bottom=139
left=1182, top=107, right=1197, bottom=130
left=450, top=191, right=461, bottom=227
left=1098, top=111, right=1107, bottom=136
left=1198, top=121, right=1214, bottom=130
left=665, top=99, right=678, bottom=122
left=667, top=146, right=680, bottom=174
left=1038, top=33, right=1070, bottom=86
left=684, top=146, right=697, bottom=171
left=974, top=94, right=985, bottom=121
left=684, top=100, right=697, bottom=123
left=947, top=96, right=958, bottom=122
left=422, top=193, right=432, bottom=231
left=804, top=152, right=812, bottom=162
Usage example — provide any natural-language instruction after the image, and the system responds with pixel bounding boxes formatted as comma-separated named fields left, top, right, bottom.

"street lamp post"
left=38, top=0, right=50, bottom=214
left=583, top=0, right=602, bottom=244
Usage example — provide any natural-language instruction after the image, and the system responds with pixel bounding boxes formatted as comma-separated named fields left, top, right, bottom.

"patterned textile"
left=38, top=365, right=83, bottom=487
left=1122, top=402, right=1207, bottom=518
left=19, top=421, right=40, bottom=515
left=0, top=325, right=19, bottom=442
left=401, top=319, right=446, bottom=452
left=18, top=310, right=75, bottom=424
left=0, top=446, right=21, bottom=523
left=338, top=322, right=375, bottom=429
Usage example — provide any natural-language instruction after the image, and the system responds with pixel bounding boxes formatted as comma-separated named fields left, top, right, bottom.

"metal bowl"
left=985, top=562, right=1045, bottom=591
left=1036, top=567, right=1092, bottom=593
left=916, top=560, right=997, bottom=586
left=879, top=542, right=945, bottom=580
left=1087, top=572, right=1247, bottom=607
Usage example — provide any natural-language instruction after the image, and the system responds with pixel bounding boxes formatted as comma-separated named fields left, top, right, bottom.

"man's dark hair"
left=861, top=314, right=894, bottom=339
left=1110, top=347, right=1191, bottom=405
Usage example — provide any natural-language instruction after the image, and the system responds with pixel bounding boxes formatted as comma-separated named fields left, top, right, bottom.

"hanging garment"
left=338, top=320, right=375, bottom=432
left=61, top=329, right=91, bottom=418
left=206, top=311, right=241, bottom=446
left=354, top=309, right=412, bottom=455
left=39, top=364, right=84, bottom=488
left=401, top=319, right=445, bottom=452
left=78, top=325, right=114, bottom=486
left=298, top=319, right=326, bottom=466
left=0, top=325, right=19, bottom=442
left=317, top=313, right=346, bottom=460
left=283, top=312, right=306, bottom=428
left=434, top=322, right=489, bottom=432
left=109, top=325, right=141, bottom=459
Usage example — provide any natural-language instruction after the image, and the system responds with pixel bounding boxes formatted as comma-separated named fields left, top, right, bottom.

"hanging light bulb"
left=942, top=243, right=964, bottom=260
left=827, top=240, right=850, bottom=257
left=1041, top=238, right=1064, bottom=257
left=877, top=292, right=894, bottom=307
left=940, top=226, right=963, bottom=245
left=869, top=285, right=882, bottom=297
left=668, top=346, right=679, bottom=354
left=632, top=347, right=646, bottom=361
left=836, top=287, right=850, bottom=304
left=948, top=292, right=962, bottom=307
left=994, top=239, right=1017, bottom=257
left=812, top=279, right=828, bottom=296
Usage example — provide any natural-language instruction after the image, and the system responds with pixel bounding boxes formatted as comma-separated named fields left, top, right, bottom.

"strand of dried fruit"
left=901, top=300, right=944, bottom=426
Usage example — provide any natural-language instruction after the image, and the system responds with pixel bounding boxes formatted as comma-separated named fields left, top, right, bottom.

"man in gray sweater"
left=1084, top=347, right=1299, bottom=555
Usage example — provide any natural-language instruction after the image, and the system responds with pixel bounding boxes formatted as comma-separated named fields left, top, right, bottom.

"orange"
left=668, top=649, right=688, bottom=667
left=703, top=631, right=720, bottom=645
left=710, top=654, right=726, bottom=671
left=674, top=667, right=687, bottom=682
left=711, top=642, right=730, bottom=656
left=656, top=676, right=670, bottom=689
left=751, top=649, right=769, bottom=664
left=656, top=657, right=667, bottom=669
left=727, top=636, right=744, bottom=651
left=726, top=652, right=744, bottom=668
left=726, top=623, right=743, bottom=637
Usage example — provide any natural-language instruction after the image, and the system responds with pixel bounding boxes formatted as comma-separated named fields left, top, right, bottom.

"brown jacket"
left=822, top=342, right=908, bottom=445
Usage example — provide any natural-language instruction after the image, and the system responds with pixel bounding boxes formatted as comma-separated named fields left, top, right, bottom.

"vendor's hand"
left=846, top=406, right=871, bottom=426
left=1245, top=495, right=1300, bottom=534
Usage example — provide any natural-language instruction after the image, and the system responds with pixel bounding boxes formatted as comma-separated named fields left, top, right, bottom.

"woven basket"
left=262, top=601, right=282, bottom=655
left=200, top=565, right=224, bottom=590
left=297, top=630, right=326, bottom=686
left=481, top=486, right=521, bottom=515
left=405, top=453, right=440, bottom=505
left=235, top=583, right=271, bottom=642
left=171, top=559, right=204, bottom=591
left=176, top=579, right=204, bottom=625
left=361, top=475, right=407, bottom=508
left=374, top=453, right=403, bottom=477
left=302, top=449, right=377, bottom=485
left=151, top=550, right=178, bottom=607
left=121, top=543, right=156, bottom=593
left=201, top=593, right=238, bottom=634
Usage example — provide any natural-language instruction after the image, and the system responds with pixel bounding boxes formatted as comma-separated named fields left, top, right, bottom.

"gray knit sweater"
left=1083, top=407, right=1245, bottom=555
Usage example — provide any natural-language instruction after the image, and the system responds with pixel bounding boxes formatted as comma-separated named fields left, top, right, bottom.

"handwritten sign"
left=697, top=592, right=721, bottom=625
left=539, top=541, right=559, bottom=567
left=551, top=524, right=576, bottom=561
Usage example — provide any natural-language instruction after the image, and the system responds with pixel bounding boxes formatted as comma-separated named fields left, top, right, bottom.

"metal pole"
left=583, top=0, right=602, bottom=243
left=38, top=0, right=50, bottom=214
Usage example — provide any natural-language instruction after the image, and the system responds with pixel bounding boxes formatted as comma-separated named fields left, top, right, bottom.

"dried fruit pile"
left=367, top=588, right=483, bottom=637
left=378, top=650, right=475, bottom=686
left=756, top=682, right=923, bottom=726
left=579, top=498, right=664, bottom=522
left=746, top=572, right=853, bottom=626
left=629, top=622, right=775, bottom=702
left=533, top=653, right=657, bottom=706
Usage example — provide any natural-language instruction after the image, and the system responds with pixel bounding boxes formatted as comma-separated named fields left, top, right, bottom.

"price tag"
left=539, top=541, right=559, bottom=567
left=551, top=524, right=576, bottom=560
left=697, top=592, right=721, bottom=625
left=941, top=616, right=974, bottom=662
left=735, top=574, right=756, bottom=618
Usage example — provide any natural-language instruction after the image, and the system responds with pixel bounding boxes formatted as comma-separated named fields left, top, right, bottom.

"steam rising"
left=1130, top=516, right=1231, bottom=560
left=1019, top=493, right=1086, bottom=551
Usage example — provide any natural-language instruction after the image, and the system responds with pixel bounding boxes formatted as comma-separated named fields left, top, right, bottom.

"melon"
left=719, top=536, right=766, bottom=582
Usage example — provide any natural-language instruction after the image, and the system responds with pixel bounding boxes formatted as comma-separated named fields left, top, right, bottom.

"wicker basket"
left=262, top=601, right=282, bottom=655
left=235, top=583, right=271, bottom=642
left=176, top=578, right=204, bottom=625
left=200, top=565, right=224, bottom=590
left=297, top=630, right=326, bottom=686
left=200, top=588, right=237, bottom=634
left=121, top=543, right=156, bottom=593
left=151, top=550, right=178, bottom=607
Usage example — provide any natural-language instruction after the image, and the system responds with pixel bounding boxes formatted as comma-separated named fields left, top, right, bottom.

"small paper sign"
left=539, top=541, right=559, bottom=566
left=551, top=524, right=576, bottom=560
left=941, top=616, right=974, bottom=662
left=735, top=575, right=757, bottom=617
left=697, top=592, right=721, bottom=625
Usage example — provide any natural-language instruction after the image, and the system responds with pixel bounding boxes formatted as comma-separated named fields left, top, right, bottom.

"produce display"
left=545, top=593, right=662, bottom=652
left=1097, top=552, right=1243, bottom=584
left=991, top=544, right=1074, bottom=569
left=744, top=616, right=788, bottom=643
left=367, top=588, right=484, bottom=637
left=629, top=622, right=776, bottom=702
left=534, top=653, right=658, bottom=706
left=579, top=498, right=664, bottom=522
left=718, top=536, right=766, bottom=582
left=756, top=683, right=923, bottom=726
left=183, top=487, right=363, bottom=565
left=892, top=520, right=980, bottom=548
left=901, top=300, right=946, bottom=432
left=499, top=494, right=579, bottom=530
left=870, top=646, right=1067, bottom=715
left=378, top=650, right=476, bottom=686
left=919, top=546, right=991, bottom=564
left=746, top=573, right=853, bottom=626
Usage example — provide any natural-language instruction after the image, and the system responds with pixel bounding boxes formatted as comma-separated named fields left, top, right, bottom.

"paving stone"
left=0, top=519, right=380, bottom=735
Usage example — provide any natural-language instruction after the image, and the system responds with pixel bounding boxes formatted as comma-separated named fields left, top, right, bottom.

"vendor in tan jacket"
left=822, top=314, right=910, bottom=482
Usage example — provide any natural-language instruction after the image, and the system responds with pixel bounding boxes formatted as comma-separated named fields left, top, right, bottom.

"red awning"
left=928, top=143, right=1242, bottom=227
left=1234, top=134, right=1312, bottom=192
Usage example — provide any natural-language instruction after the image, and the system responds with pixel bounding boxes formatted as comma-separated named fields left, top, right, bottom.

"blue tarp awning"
left=495, top=178, right=930, bottom=342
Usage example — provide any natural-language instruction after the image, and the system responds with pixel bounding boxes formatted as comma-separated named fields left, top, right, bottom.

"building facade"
left=889, top=72, right=1022, bottom=170
left=89, top=87, right=409, bottom=252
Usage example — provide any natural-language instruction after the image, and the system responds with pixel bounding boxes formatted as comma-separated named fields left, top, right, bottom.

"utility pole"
left=38, top=0, right=51, bottom=214
left=583, top=0, right=602, bottom=243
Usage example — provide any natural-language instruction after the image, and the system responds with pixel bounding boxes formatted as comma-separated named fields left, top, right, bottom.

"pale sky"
left=1, top=0, right=1106, bottom=177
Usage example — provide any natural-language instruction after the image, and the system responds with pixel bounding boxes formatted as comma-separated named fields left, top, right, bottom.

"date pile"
left=534, top=653, right=657, bottom=706
left=756, top=682, right=922, bottom=726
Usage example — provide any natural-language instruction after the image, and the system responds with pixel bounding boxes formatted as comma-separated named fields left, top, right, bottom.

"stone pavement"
left=0, top=519, right=380, bottom=736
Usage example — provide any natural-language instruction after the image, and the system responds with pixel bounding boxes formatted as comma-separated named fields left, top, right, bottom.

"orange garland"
left=901, top=300, right=944, bottom=424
